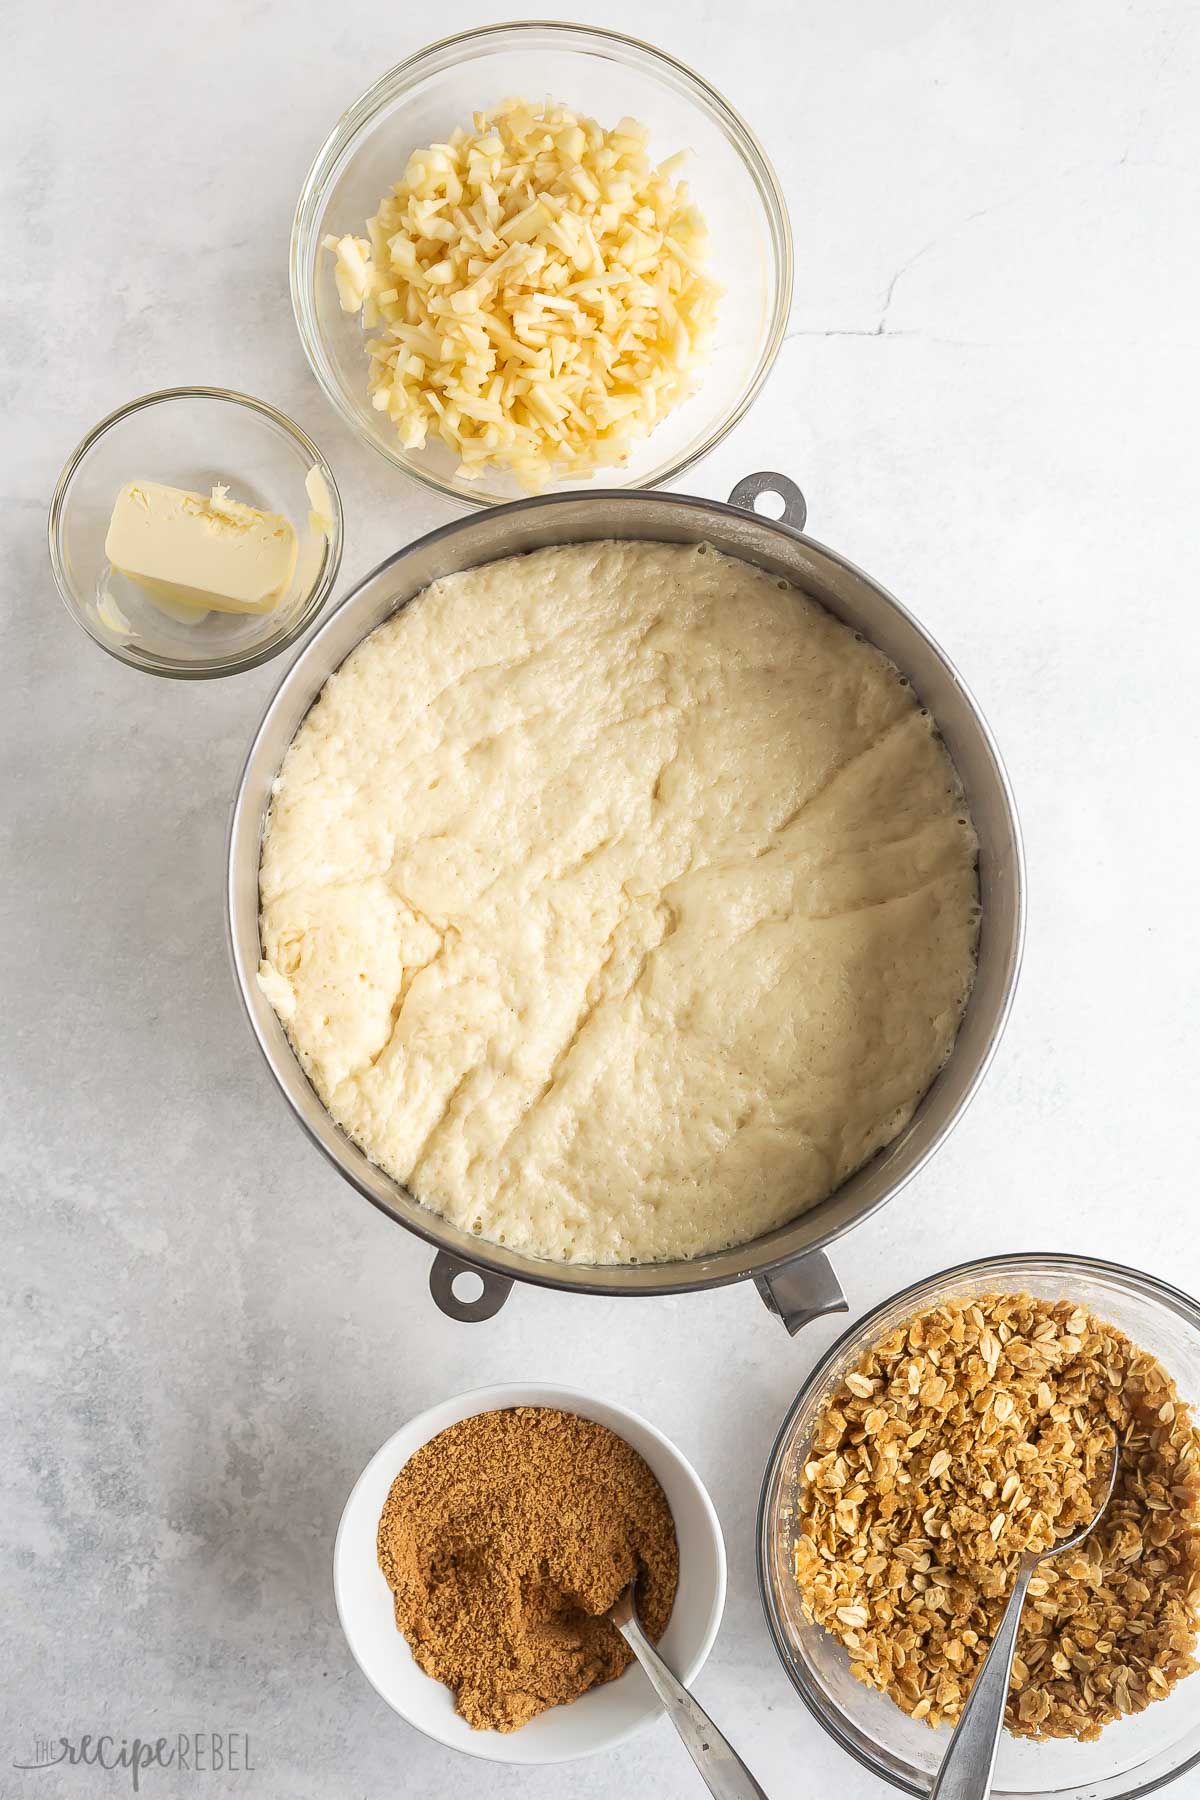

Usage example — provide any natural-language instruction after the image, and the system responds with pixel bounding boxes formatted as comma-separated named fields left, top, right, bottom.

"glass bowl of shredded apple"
left=291, top=23, right=793, bottom=506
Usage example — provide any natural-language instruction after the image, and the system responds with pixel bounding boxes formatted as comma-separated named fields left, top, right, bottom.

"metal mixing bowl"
left=226, top=472, right=1025, bottom=1326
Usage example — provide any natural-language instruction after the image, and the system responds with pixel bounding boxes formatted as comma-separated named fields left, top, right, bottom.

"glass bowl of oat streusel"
left=757, top=1254, right=1200, bottom=1799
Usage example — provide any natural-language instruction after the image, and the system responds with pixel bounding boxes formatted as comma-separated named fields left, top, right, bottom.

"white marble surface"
left=4, top=1, right=1200, bottom=1795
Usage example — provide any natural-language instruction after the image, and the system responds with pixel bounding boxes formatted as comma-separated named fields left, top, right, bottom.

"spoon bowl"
left=1038, top=1447, right=1121, bottom=1558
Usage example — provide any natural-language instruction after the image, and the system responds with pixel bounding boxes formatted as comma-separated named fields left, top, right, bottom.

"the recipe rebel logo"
left=12, top=1731, right=255, bottom=1791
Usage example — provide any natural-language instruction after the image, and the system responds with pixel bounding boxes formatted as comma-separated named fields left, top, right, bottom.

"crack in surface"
left=798, top=866, right=958, bottom=922
left=365, top=921, right=454, bottom=1071
left=767, top=713, right=912, bottom=838
left=408, top=1063, right=482, bottom=1180
left=491, top=898, right=676, bottom=1163
left=782, top=327, right=987, bottom=346
left=782, top=169, right=1091, bottom=344
left=489, top=934, right=626, bottom=1164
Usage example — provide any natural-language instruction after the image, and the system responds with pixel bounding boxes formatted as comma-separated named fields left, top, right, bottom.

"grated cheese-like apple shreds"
left=324, top=98, right=721, bottom=489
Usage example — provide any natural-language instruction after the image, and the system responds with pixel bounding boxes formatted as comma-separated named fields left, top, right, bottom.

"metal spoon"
left=931, top=1448, right=1120, bottom=1800
left=606, top=1582, right=769, bottom=1799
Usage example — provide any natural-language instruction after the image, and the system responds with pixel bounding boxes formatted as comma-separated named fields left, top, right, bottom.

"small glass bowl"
left=48, top=388, right=344, bottom=679
left=758, top=1253, right=1200, bottom=1800
left=290, top=21, right=793, bottom=507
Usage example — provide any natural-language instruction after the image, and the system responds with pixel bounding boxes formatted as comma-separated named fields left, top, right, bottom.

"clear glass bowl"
left=290, top=22, right=793, bottom=507
left=48, top=388, right=344, bottom=679
left=758, top=1253, right=1200, bottom=1799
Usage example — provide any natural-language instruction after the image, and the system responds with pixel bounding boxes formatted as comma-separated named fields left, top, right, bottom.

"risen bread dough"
left=258, top=541, right=979, bottom=1264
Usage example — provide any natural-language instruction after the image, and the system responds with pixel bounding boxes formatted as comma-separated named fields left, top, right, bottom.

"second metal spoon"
left=930, top=1448, right=1121, bottom=1800
left=606, top=1582, right=768, bottom=1799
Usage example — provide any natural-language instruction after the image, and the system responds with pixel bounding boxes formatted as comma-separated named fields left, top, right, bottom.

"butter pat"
left=104, top=480, right=298, bottom=615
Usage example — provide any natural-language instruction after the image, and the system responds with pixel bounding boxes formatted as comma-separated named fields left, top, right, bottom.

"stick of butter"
left=104, top=480, right=298, bottom=615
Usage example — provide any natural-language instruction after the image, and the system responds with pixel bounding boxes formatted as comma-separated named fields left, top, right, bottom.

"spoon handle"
left=615, top=1614, right=769, bottom=1800
left=931, top=1551, right=1040, bottom=1800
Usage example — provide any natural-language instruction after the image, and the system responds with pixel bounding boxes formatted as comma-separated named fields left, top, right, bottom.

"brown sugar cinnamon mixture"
left=377, top=1406, right=678, bottom=1731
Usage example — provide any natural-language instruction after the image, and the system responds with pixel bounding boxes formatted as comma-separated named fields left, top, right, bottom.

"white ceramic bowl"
left=334, top=1381, right=727, bottom=1763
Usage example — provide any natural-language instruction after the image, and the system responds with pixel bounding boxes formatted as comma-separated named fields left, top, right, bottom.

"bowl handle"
left=727, top=472, right=808, bottom=532
left=429, top=1250, right=513, bottom=1322
left=755, top=1250, right=848, bottom=1336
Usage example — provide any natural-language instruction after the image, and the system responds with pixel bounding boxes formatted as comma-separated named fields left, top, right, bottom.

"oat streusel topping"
left=792, top=1292, right=1200, bottom=1740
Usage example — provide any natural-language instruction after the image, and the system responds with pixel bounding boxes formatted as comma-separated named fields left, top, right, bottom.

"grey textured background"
left=4, top=0, right=1199, bottom=1795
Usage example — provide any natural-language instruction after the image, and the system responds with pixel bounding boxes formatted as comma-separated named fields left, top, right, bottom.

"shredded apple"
left=326, top=97, right=720, bottom=488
